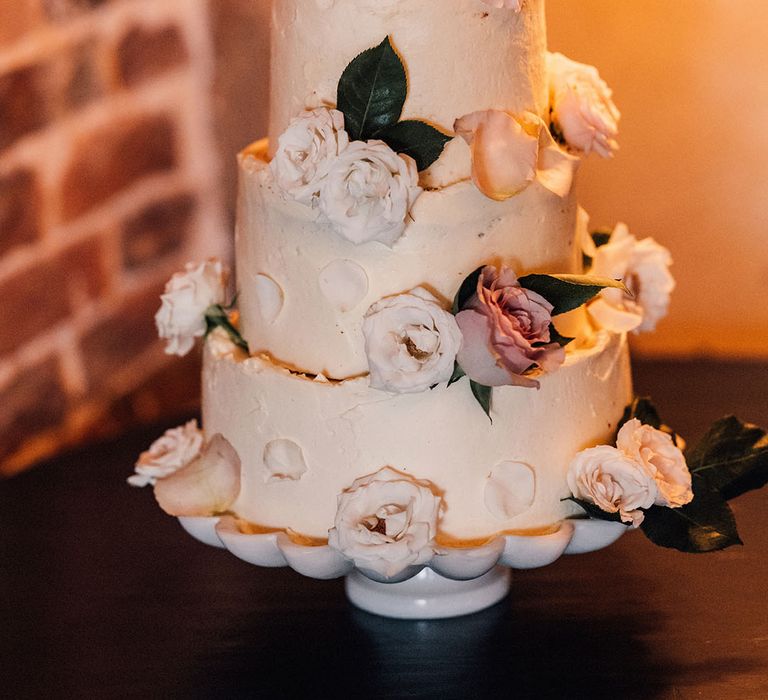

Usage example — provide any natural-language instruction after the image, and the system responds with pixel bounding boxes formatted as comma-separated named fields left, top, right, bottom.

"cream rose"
left=481, top=0, right=524, bottom=10
left=153, top=433, right=242, bottom=517
left=363, top=288, right=462, bottom=394
left=270, top=108, right=350, bottom=205
left=547, top=52, right=620, bottom=158
left=586, top=223, right=675, bottom=334
left=327, top=467, right=442, bottom=578
left=128, top=420, right=204, bottom=487
left=155, top=260, right=228, bottom=356
left=567, top=445, right=658, bottom=527
left=318, top=140, right=422, bottom=246
left=455, top=265, right=565, bottom=388
left=454, top=110, right=577, bottom=201
left=617, top=419, right=693, bottom=508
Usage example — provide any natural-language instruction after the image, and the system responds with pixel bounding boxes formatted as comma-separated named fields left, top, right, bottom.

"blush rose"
left=567, top=445, right=658, bottom=527
left=455, top=266, right=565, bottom=388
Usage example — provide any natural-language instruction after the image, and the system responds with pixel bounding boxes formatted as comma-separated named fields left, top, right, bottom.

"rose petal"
left=454, top=110, right=538, bottom=201
left=456, top=309, right=519, bottom=387
left=534, top=114, right=579, bottom=197
left=154, top=434, right=241, bottom=517
left=587, top=297, right=643, bottom=333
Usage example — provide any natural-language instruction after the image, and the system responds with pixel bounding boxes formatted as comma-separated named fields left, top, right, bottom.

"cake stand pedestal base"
left=345, top=566, right=511, bottom=619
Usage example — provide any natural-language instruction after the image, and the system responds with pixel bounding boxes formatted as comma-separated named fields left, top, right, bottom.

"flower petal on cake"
left=454, top=110, right=538, bottom=201
left=484, top=461, right=536, bottom=520
left=253, top=274, right=284, bottom=324
left=263, top=438, right=308, bottom=482
left=154, top=433, right=241, bottom=517
left=319, top=259, right=369, bottom=312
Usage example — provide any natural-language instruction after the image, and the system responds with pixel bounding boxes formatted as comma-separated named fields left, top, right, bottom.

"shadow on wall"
left=547, top=0, right=768, bottom=359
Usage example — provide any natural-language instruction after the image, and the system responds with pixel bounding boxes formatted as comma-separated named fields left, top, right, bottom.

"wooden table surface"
left=2, top=359, right=767, bottom=699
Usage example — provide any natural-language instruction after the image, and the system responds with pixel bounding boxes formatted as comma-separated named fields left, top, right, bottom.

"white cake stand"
left=177, top=515, right=626, bottom=619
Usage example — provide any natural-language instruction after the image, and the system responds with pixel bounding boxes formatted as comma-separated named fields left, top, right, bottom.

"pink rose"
left=455, top=266, right=565, bottom=387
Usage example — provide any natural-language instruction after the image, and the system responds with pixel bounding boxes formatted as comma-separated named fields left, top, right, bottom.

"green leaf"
left=591, top=230, right=613, bottom=248
left=336, top=37, right=407, bottom=141
left=378, top=119, right=451, bottom=171
left=205, top=304, right=249, bottom=353
left=618, top=397, right=663, bottom=431
left=448, top=362, right=466, bottom=387
left=547, top=322, right=574, bottom=348
left=640, top=477, right=743, bottom=553
left=565, top=497, right=627, bottom=524
left=452, top=266, right=484, bottom=315
left=685, top=416, right=768, bottom=501
left=470, top=381, right=492, bottom=422
left=518, top=273, right=628, bottom=316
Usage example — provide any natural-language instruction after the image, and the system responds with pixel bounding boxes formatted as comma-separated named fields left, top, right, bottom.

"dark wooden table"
left=2, top=360, right=767, bottom=699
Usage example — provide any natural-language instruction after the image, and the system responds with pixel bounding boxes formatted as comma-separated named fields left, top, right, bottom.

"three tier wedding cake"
left=131, top=0, right=767, bottom=583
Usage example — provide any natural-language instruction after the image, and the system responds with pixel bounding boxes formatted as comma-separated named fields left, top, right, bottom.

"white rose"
left=481, top=0, right=524, bottom=10
left=363, top=288, right=462, bottom=394
left=328, top=467, right=442, bottom=578
left=319, top=140, right=422, bottom=246
left=617, top=419, right=693, bottom=508
left=629, top=237, right=676, bottom=332
left=567, top=445, right=658, bottom=527
left=270, top=108, right=350, bottom=205
left=547, top=52, right=620, bottom=158
left=155, top=260, right=228, bottom=356
left=128, top=420, right=204, bottom=487
left=587, top=223, right=675, bottom=334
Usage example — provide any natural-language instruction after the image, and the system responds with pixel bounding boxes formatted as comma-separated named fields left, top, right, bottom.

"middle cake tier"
left=236, top=141, right=583, bottom=379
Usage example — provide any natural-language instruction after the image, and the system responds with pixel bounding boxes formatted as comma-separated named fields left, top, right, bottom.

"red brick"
left=0, top=239, right=109, bottom=356
left=80, top=283, right=164, bottom=387
left=0, top=168, right=42, bottom=256
left=0, top=64, right=50, bottom=152
left=63, top=39, right=104, bottom=111
left=61, top=236, right=109, bottom=301
left=0, top=260, right=70, bottom=357
left=0, top=358, right=68, bottom=461
left=121, top=193, right=195, bottom=270
left=60, top=114, right=177, bottom=222
left=116, top=24, right=188, bottom=88
left=0, top=3, right=45, bottom=48
left=43, top=0, right=111, bottom=22
left=106, top=350, right=200, bottom=428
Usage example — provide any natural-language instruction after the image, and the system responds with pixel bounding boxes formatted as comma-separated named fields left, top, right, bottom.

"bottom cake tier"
left=202, top=329, right=632, bottom=541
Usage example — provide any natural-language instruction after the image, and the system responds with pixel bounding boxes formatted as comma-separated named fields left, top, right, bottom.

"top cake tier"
left=268, top=0, right=548, bottom=159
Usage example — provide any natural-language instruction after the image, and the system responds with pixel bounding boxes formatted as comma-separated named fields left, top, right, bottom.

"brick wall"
left=0, top=0, right=227, bottom=476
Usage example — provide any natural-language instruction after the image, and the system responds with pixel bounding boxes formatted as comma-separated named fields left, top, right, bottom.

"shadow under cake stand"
left=177, top=516, right=626, bottom=619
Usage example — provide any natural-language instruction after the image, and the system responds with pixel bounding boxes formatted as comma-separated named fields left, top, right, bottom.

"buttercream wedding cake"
left=131, top=0, right=766, bottom=580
